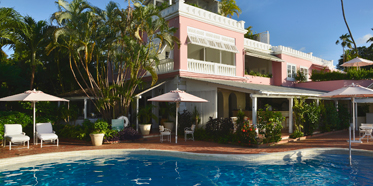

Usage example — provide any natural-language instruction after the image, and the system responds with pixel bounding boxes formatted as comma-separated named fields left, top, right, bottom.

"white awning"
left=188, top=34, right=238, bottom=53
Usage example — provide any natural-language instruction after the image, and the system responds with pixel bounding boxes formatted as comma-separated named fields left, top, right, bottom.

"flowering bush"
left=237, top=121, right=258, bottom=146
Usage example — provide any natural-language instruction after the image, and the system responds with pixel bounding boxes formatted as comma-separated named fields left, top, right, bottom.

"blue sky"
left=1, top=0, right=373, bottom=67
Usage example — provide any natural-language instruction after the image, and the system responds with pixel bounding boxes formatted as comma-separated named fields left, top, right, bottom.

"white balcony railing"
left=272, top=45, right=334, bottom=69
left=244, top=38, right=272, bottom=53
left=187, top=59, right=236, bottom=76
left=146, top=60, right=174, bottom=76
left=159, top=0, right=246, bottom=34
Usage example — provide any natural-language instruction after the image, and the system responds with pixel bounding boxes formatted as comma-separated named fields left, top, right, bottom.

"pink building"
left=138, top=0, right=340, bottom=133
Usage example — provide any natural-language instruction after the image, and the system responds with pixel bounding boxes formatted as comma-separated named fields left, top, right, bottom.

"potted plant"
left=89, top=119, right=108, bottom=146
left=137, top=104, right=158, bottom=135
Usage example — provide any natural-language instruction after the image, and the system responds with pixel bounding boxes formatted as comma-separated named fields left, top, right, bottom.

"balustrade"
left=187, top=59, right=236, bottom=76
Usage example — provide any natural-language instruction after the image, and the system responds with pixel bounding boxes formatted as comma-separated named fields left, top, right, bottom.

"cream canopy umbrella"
left=148, top=89, right=208, bottom=143
left=341, top=57, right=373, bottom=69
left=319, top=83, right=373, bottom=142
left=0, top=89, right=69, bottom=144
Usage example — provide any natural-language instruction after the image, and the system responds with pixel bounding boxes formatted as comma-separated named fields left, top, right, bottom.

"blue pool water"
left=1, top=153, right=373, bottom=185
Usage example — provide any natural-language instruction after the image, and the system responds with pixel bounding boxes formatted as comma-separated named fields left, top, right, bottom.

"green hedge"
left=311, top=69, right=373, bottom=81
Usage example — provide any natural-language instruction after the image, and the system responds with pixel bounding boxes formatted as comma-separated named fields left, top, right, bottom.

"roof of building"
left=183, top=77, right=327, bottom=97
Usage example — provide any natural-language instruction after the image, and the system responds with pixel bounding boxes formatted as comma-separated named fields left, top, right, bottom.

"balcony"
left=146, top=59, right=174, bottom=76
left=159, top=0, right=246, bottom=34
left=187, top=59, right=236, bottom=76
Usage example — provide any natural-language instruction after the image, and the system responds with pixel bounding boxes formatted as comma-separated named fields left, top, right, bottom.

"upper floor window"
left=287, top=63, right=296, bottom=80
left=300, top=66, right=309, bottom=81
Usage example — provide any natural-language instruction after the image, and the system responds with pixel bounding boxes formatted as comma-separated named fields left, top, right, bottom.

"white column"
left=355, top=100, right=358, bottom=131
left=169, top=0, right=172, bottom=5
left=316, top=99, right=319, bottom=106
left=334, top=100, right=338, bottom=109
left=288, top=98, right=293, bottom=133
left=251, top=95, right=257, bottom=128
left=84, top=98, right=87, bottom=119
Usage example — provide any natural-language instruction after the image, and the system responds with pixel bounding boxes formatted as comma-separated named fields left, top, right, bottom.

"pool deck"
left=1, top=130, right=373, bottom=159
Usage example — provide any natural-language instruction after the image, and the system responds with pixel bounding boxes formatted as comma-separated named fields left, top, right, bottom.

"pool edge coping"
left=1, top=148, right=372, bottom=171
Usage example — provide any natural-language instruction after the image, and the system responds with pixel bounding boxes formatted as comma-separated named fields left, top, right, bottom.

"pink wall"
left=295, top=80, right=373, bottom=91
left=176, top=16, right=245, bottom=76
left=244, top=75, right=272, bottom=85
left=276, top=54, right=313, bottom=87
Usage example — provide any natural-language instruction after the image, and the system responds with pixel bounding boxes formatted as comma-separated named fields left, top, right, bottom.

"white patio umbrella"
left=319, top=83, right=373, bottom=142
left=148, top=89, right=208, bottom=143
left=0, top=89, right=69, bottom=144
left=341, top=57, right=373, bottom=69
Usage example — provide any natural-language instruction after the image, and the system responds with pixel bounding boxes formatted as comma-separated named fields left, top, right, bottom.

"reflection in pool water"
left=1, top=153, right=373, bottom=185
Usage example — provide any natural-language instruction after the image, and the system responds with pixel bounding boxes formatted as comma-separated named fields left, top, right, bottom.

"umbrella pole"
left=33, top=101, right=36, bottom=145
left=175, top=102, right=179, bottom=144
left=350, top=97, right=361, bottom=143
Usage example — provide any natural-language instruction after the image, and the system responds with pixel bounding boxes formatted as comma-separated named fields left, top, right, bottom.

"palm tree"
left=340, top=0, right=357, bottom=54
left=335, top=33, right=352, bottom=64
left=220, top=0, right=242, bottom=18
left=0, top=7, right=23, bottom=58
left=51, top=0, right=179, bottom=120
left=367, top=28, right=373, bottom=49
left=12, top=16, right=51, bottom=89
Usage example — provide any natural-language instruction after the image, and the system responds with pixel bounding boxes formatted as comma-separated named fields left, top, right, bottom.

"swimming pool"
left=0, top=149, right=372, bottom=185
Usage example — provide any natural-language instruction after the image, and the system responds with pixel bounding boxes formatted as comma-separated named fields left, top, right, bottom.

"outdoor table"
left=359, top=126, right=373, bottom=142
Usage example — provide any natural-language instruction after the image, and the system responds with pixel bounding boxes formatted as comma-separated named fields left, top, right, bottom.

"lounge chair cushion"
left=37, top=133, right=58, bottom=140
left=5, top=134, right=30, bottom=143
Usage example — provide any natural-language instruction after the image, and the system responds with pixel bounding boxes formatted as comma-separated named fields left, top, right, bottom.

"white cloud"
left=357, top=34, right=373, bottom=45
left=299, top=47, right=306, bottom=51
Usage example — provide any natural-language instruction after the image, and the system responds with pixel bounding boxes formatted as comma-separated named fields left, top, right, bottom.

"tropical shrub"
left=237, top=121, right=258, bottom=146
left=319, top=102, right=339, bottom=132
left=303, top=101, right=321, bottom=136
left=54, top=119, right=93, bottom=141
left=118, top=127, right=142, bottom=141
left=177, top=110, right=193, bottom=136
left=104, top=129, right=119, bottom=142
left=257, top=104, right=285, bottom=144
left=205, top=117, right=234, bottom=143
left=292, top=98, right=306, bottom=138
left=338, top=104, right=350, bottom=129
left=91, top=119, right=108, bottom=134
left=295, top=70, right=307, bottom=82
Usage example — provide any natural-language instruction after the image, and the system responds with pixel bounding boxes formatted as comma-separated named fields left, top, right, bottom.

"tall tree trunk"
left=341, top=0, right=357, bottom=52
left=30, top=65, right=35, bottom=90
left=30, top=52, right=36, bottom=90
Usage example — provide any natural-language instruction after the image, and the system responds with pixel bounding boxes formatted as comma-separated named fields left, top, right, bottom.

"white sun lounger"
left=3, top=124, right=30, bottom=150
left=36, top=122, right=59, bottom=148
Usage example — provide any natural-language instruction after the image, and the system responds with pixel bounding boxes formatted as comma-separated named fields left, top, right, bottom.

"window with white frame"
left=287, top=64, right=296, bottom=80
left=300, top=66, right=309, bottom=81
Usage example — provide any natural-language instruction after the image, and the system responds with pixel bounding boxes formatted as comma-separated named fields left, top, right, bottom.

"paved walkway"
left=1, top=130, right=373, bottom=159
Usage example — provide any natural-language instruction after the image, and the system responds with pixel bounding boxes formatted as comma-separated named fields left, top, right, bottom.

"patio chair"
left=36, top=122, right=59, bottom=148
left=359, top=123, right=373, bottom=137
left=184, top=124, right=196, bottom=141
left=3, top=124, right=30, bottom=150
left=159, top=125, right=171, bottom=143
